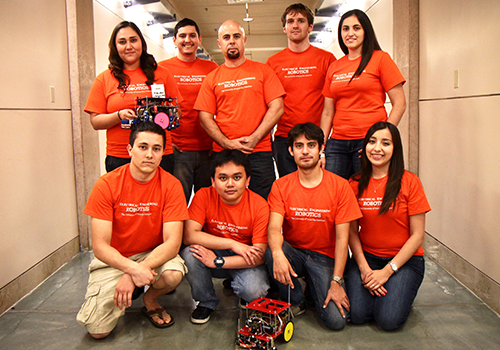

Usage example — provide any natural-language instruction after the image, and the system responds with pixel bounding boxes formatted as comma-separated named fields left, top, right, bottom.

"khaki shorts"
left=76, top=252, right=187, bottom=334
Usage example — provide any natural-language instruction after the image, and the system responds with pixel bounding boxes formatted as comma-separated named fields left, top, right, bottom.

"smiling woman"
left=84, top=21, right=183, bottom=174
left=320, top=9, right=406, bottom=180
left=346, top=122, right=431, bottom=331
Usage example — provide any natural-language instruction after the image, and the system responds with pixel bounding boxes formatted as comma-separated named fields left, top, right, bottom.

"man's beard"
left=227, top=49, right=240, bottom=59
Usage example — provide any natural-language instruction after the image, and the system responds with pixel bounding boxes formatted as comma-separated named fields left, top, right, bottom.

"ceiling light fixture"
left=242, top=3, right=253, bottom=22
left=227, top=0, right=263, bottom=4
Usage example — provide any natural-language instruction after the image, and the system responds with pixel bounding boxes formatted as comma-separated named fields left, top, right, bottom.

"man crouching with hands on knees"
left=265, top=122, right=362, bottom=330
left=77, top=122, right=189, bottom=338
left=181, top=150, right=270, bottom=324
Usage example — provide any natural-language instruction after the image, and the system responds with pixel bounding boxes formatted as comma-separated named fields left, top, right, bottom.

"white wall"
left=420, top=0, right=500, bottom=283
left=0, top=0, right=79, bottom=288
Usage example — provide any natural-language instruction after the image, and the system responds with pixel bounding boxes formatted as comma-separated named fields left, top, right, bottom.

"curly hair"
left=108, top=21, right=157, bottom=91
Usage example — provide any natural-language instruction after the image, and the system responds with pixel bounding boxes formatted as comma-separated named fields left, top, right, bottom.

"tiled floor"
left=1, top=251, right=499, bottom=349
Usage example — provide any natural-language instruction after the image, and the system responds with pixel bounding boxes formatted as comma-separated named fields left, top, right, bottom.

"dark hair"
left=281, top=3, right=314, bottom=26
left=108, top=21, right=157, bottom=91
left=129, top=121, right=166, bottom=150
left=353, top=122, right=404, bottom=214
left=174, top=18, right=200, bottom=37
left=338, top=9, right=381, bottom=83
left=210, top=150, right=251, bottom=179
left=287, top=122, right=325, bottom=149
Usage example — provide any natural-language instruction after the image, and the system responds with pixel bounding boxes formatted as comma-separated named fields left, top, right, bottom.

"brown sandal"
left=141, top=306, right=175, bottom=328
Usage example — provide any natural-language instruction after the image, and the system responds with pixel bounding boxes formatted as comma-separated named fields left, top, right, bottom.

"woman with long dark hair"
left=85, top=21, right=182, bottom=172
left=320, top=9, right=406, bottom=179
left=345, top=122, right=430, bottom=331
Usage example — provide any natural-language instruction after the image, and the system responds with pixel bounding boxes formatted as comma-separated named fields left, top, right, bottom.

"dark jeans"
left=173, top=149, right=212, bottom=202
left=265, top=242, right=348, bottom=330
left=247, top=151, right=276, bottom=200
left=345, top=252, right=425, bottom=331
left=324, top=138, right=364, bottom=180
left=272, top=136, right=297, bottom=177
left=105, top=154, right=174, bottom=174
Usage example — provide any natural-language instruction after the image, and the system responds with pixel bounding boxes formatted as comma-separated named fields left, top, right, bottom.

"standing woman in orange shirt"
left=320, top=9, right=406, bottom=179
left=346, top=122, right=430, bottom=331
left=85, top=21, right=182, bottom=173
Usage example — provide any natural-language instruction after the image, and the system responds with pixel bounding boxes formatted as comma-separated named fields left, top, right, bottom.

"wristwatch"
left=332, top=276, right=345, bottom=285
left=389, top=261, right=399, bottom=273
left=214, top=256, right=225, bottom=269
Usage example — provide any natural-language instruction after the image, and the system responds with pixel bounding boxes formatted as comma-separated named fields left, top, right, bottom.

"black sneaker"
left=222, top=278, right=233, bottom=289
left=131, top=286, right=144, bottom=300
left=190, top=306, right=213, bottom=324
left=291, top=302, right=306, bottom=317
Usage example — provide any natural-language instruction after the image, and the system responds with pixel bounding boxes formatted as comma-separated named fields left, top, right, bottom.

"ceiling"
left=156, top=0, right=377, bottom=64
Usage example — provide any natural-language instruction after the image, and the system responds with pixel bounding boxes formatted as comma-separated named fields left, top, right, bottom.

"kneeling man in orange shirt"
left=182, top=150, right=270, bottom=324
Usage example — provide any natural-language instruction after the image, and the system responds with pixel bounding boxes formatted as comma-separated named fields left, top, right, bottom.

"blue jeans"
left=247, top=151, right=276, bottom=200
left=324, top=138, right=364, bottom=179
left=105, top=154, right=174, bottom=174
left=181, top=246, right=270, bottom=309
left=265, top=242, right=348, bottom=330
left=272, top=136, right=297, bottom=177
left=173, top=149, right=212, bottom=202
left=345, top=252, right=425, bottom=331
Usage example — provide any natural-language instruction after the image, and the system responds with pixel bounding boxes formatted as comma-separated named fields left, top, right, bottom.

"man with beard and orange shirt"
left=194, top=20, right=285, bottom=200
left=265, top=123, right=361, bottom=330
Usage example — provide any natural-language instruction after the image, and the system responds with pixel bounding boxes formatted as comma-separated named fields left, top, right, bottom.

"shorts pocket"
left=76, top=284, right=101, bottom=325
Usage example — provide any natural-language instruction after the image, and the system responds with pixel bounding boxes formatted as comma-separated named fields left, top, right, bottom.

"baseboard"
left=424, top=233, right=500, bottom=315
left=0, top=237, right=80, bottom=315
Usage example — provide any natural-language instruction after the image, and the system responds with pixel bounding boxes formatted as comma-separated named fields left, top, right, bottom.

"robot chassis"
left=236, top=297, right=294, bottom=350
left=121, top=96, right=180, bottom=130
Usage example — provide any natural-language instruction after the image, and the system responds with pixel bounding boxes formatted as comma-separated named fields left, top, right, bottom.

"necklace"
left=372, top=177, right=387, bottom=193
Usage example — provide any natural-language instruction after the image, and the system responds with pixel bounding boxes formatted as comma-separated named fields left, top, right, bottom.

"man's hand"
left=272, top=251, right=297, bottom=289
left=319, top=157, right=326, bottom=168
left=322, top=281, right=350, bottom=318
left=172, top=143, right=182, bottom=153
left=190, top=244, right=217, bottom=268
left=114, top=274, right=136, bottom=310
left=128, top=262, right=157, bottom=287
left=231, top=241, right=264, bottom=266
left=226, top=137, right=255, bottom=154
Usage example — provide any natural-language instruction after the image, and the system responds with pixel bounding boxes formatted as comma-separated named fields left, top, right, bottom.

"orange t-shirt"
left=84, top=164, right=189, bottom=257
left=266, top=45, right=336, bottom=137
left=84, top=66, right=183, bottom=158
left=349, top=171, right=431, bottom=257
left=322, top=50, right=405, bottom=140
left=268, top=169, right=362, bottom=259
left=159, top=57, right=218, bottom=151
left=194, top=59, right=286, bottom=152
left=188, top=186, right=269, bottom=245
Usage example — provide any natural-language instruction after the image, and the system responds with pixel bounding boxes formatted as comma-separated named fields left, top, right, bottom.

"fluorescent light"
left=227, top=0, right=263, bottom=4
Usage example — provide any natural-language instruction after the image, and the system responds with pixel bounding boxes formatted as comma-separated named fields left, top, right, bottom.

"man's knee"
left=232, top=268, right=270, bottom=302
left=157, top=269, right=183, bottom=289
left=89, top=331, right=111, bottom=340
left=180, top=246, right=197, bottom=265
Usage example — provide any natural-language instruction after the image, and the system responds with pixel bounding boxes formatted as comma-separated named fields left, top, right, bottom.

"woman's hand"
left=362, top=268, right=390, bottom=297
left=119, top=108, right=137, bottom=121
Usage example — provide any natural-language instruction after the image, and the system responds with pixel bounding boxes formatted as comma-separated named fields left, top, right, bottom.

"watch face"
left=214, top=256, right=225, bottom=268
